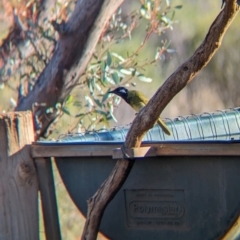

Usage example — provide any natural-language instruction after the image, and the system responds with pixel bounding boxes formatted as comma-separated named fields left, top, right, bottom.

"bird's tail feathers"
left=157, top=118, right=171, bottom=136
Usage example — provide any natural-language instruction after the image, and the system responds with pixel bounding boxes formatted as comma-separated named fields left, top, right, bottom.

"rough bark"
left=0, top=111, right=38, bottom=240
left=15, top=0, right=124, bottom=137
left=82, top=1, right=239, bottom=240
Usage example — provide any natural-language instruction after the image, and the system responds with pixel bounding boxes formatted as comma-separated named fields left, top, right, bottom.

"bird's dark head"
left=109, top=87, right=128, bottom=100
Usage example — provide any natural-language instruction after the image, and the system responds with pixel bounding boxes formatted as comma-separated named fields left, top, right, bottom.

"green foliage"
left=0, top=0, right=181, bottom=136
left=62, top=0, right=181, bottom=133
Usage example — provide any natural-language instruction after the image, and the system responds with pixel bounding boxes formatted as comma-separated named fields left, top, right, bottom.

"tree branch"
left=82, top=1, right=239, bottom=239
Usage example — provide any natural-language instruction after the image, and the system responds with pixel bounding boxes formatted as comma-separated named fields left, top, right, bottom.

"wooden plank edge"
left=31, top=142, right=240, bottom=158
left=112, top=144, right=240, bottom=159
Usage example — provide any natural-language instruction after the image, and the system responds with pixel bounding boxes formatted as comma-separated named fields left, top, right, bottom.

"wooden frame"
left=32, top=141, right=240, bottom=158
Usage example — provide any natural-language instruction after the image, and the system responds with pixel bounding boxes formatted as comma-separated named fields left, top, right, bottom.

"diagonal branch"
left=82, top=1, right=239, bottom=239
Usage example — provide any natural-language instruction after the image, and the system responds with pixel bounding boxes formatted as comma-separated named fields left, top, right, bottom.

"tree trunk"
left=0, top=111, right=38, bottom=240
left=16, top=0, right=124, bottom=137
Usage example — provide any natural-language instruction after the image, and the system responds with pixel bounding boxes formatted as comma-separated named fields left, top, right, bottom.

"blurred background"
left=0, top=0, right=239, bottom=239
left=112, top=0, right=240, bottom=126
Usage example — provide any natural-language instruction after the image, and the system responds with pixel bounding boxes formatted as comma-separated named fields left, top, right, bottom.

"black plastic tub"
left=46, top=140, right=240, bottom=240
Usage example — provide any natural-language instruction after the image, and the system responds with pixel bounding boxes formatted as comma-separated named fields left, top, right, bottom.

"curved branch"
left=82, top=1, right=239, bottom=239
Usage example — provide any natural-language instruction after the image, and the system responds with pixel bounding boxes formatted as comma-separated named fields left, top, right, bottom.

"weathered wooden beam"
left=112, top=143, right=240, bottom=159
left=31, top=143, right=121, bottom=157
left=0, top=111, right=38, bottom=240
left=35, top=157, right=61, bottom=240
left=31, top=142, right=240, bottom=159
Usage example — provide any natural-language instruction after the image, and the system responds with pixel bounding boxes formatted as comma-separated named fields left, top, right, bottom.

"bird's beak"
left=108, top=90, right=114, bottom=94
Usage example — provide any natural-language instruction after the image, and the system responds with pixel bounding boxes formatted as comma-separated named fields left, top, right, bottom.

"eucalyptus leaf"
left=93, top=98, right=102, bottom=108
left=138, top=75, right=152, bottom=83
left=120, top=69, right=132, bottom=75
left=73, top=101, right=82, bottom=107
left=75, top=113, right=85, bottom=118
left=109, top=111, right=118, bottom=122
left=95, top=110, right=107, bottom=116
left=66, top=94, right=73, bottom=104
left=106, top=51, right=112, bottom=66
left=100, top=61, right=106, bottom=72
left=85, top=95, right=94, bottom=106
left=111, top=52, right=125, bottom=62
left=102, top=91, right=110, bottom=103
left=112, top=72, right=119, bottom=84
left=105, top=76, right=115, bottom=85
left=62, top=107, right=71, bottom=115
left=175, top=5, right=182, bottom=9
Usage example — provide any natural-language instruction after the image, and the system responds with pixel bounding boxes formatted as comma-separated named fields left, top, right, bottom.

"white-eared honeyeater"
left=109, top=87, right=171, bottom=136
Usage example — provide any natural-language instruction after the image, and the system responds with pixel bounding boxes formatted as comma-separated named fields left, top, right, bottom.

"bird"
left=109, top=86, right=171, bottom=135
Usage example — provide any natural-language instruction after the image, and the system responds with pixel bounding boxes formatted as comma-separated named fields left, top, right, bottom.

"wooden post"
left=0, top=111, right=38, bottom=240
left=35, top=157, right=61, bottom=240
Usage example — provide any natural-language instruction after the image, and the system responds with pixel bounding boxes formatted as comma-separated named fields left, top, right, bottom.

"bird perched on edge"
left=109, top=86, right=171, bottom=136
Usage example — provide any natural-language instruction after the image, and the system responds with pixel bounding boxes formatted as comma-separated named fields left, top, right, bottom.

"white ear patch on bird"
left=119, top=88, right=127, bottom=94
